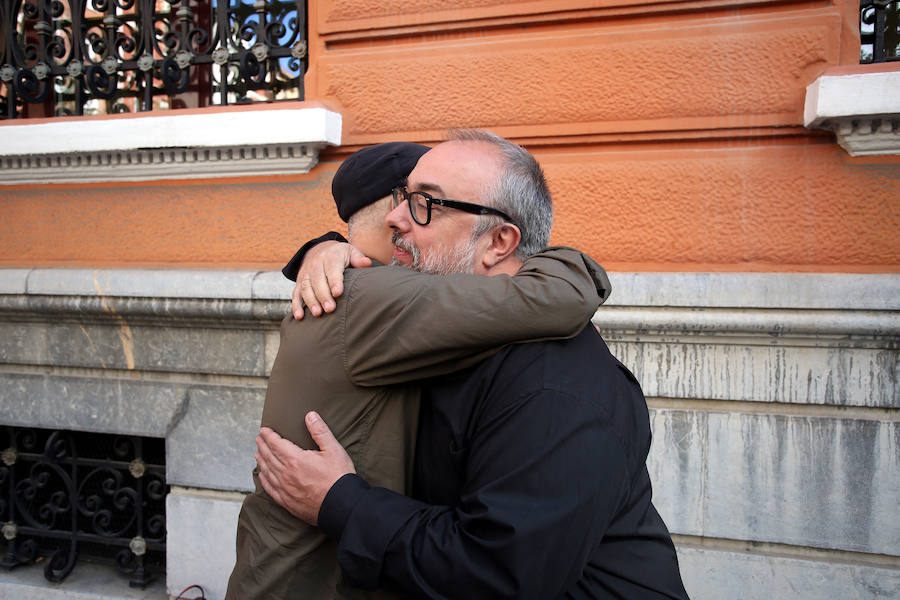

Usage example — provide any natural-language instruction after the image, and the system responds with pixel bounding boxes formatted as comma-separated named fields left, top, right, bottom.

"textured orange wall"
left=305, top=0, right=899, bottom=273
left=2, top=0, right=898, bottom=272
left=0, top=170, right=343, bottom=269
left=544, top=143, right=899, bottom=271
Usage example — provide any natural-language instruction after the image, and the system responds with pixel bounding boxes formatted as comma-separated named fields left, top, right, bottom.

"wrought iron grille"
left=0, top=426, right=168, bottom=587
left=861, top=0, right=900, bottom=62
left=0, top=0, right=308, bottom=119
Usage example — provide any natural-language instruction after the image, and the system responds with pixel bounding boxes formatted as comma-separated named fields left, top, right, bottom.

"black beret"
left=332, top=142, right=431, bottom=222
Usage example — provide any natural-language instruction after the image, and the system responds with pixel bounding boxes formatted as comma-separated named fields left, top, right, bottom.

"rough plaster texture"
left=542, top=146, right=900, bottom=269
left=318, top=16, right=837, bottom=135
left=0, top=170, right=340, bottom=268
left=4, top=145, right=898, bottom=270
left=323, top=0, right=558, bottom=24
left=319, top=0, right=793, bottom=31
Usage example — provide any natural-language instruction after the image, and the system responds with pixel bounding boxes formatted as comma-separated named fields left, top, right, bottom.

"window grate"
left=861, top=0, right=900, bottom=63
left=0, top=426, right=168, bottom=588
left=0, top=0, right=308, bottom=119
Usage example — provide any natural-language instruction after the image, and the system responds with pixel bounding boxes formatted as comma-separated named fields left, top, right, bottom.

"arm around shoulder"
left=343, top=246, right=611, bottom=385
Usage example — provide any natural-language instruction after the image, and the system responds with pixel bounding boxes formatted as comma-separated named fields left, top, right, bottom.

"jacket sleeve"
left=341, top=247, right=612, bottom=386
left=317, top=387, right=629, bottom=599
left=281, top=231, right=348, bottom=281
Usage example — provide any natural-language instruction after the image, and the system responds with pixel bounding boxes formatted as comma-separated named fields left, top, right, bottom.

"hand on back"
left=292, top=241, right=373, bottom=319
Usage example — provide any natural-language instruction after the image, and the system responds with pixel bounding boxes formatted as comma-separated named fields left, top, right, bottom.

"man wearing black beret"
left=281, top=141, right=431, bottom=283
left=226, top=141, right=609, bottom=599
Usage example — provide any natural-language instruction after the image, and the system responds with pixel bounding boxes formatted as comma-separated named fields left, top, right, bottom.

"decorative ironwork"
left=861, top=0, right=900, bottom=63
left=0, top=0, right=308, bottom=119
left=0, top=426, right=167, bottom=588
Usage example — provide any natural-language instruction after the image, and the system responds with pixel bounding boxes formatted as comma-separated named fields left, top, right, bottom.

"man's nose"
left=385, top=200, right=411, bottom=232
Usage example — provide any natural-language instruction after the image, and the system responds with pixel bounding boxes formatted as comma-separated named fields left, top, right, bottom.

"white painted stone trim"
left=0, top=106, right=342, bottom=184
left=1, top=268, right=897, bottom=309
left=804, top=70, right=900, bottom=156
left=605, top=272, right=900, bottom=310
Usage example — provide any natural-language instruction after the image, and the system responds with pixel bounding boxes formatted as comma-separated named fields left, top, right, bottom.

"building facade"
left=1, top=1, right=898, bottom=598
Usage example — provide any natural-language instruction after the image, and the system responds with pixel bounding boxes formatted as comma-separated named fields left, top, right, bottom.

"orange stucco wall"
left=2, top=0, right=898, bottom=272
left=0, top=172, right=341, bottom=270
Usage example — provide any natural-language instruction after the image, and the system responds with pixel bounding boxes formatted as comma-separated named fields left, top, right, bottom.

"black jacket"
left=320, top=326, right=689, bottom=599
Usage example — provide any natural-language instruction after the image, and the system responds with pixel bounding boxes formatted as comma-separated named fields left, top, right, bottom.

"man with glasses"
left=226, top=140, right=610, bottom=600
left=256, top=130, right=689, bottom=599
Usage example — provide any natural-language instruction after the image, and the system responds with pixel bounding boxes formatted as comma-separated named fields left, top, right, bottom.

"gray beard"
left=390, top=232, right=477, bottom=275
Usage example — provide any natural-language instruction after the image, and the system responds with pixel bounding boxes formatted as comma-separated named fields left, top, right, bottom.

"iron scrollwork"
left=861, top=0, right=900, bottom=63
left=0, top=426, right=168, bottom=588
left=0, top=0, right=308, bottom=119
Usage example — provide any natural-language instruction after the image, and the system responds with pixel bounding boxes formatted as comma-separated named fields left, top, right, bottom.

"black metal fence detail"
left=861, top=0, right=900, bottom=62
left=0, top=426, right=168, bottom=588
left=0, top=0, right=308, bottom=119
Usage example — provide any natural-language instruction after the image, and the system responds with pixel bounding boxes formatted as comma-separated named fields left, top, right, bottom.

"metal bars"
left=0, top=0, right=307, bottom=119
left=861, top=0, right=900, bottom=62
left=0, top=426, right=168, bottom=587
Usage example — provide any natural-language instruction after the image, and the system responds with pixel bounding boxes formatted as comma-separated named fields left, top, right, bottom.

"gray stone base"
left=678, top=545, right=900, bottom=600
left=0, top=268, right=896, bottom=600
left=166, top=488, right=243, bottom=600
left=0, top=561, right=167, bottom=600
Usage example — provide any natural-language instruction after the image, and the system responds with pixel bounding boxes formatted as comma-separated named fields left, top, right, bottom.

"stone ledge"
left=596, top=306, right=898, bottom=339
left=2, top=269, right=897, bottom=310
left=0, top=104, right=342, bottom=184
left=0, top=295, right=290, bottom=324
left=2, top=294, right=897, bottom=337
left=16, top=269, right=293, bottom=301
left=605, top=271, right=900, bottom=310
left=0, top=373, right=265, bottom=492
left=804, top=66, right=900, bottom=156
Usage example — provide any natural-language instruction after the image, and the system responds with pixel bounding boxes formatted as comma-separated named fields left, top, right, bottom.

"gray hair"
left=446, top=128, right=553, bottom=258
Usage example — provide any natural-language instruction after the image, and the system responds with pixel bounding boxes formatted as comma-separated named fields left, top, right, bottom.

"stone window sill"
left=804, top=64, right=900, bottom=156
left=0, top=103, right=342, bottom=184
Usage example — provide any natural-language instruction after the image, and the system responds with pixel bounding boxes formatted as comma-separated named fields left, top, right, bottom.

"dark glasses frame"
left=391, top=187, right=522, bottom=236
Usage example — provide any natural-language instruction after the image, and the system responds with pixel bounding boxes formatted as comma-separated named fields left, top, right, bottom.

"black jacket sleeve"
left=281, top=231, right=348, bottom=281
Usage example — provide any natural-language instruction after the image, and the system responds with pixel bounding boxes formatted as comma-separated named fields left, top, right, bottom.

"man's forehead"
left=406, top=141, right=497, bottom=195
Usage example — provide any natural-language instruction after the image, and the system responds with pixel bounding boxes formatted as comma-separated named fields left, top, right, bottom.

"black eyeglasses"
left=391, top=187, right=521, bottom=234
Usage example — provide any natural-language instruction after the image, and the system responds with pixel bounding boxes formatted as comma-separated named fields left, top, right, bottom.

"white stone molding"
left=3, top=268, right=898, bottom=309
left=0, top=105, right=342, bottom=184
left=804, top=68, right=900, bottom=156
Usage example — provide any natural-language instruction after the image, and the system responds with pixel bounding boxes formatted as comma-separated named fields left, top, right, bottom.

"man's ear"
left=479, top=224, right=521, bottom=270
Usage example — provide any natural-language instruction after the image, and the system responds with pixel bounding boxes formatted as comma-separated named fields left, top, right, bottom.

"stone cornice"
left=804, top=66, right=900, bottom=157
left=2, top=293, right=895, bottom=340
left=3, top=269, right=899, bottom=309
left=1, top=269, right=897, bottom=339
left=0, top=104, right=342, bottom=184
